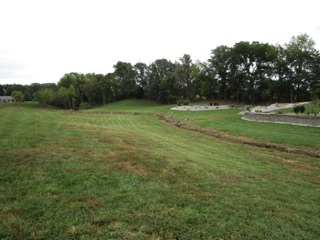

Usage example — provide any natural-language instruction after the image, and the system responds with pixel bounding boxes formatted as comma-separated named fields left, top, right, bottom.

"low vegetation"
left=275, top=100, right=320, bottom=116
left=1, top=100, right=319, bottom=239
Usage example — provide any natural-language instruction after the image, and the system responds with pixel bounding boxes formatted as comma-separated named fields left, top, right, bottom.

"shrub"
left=79, top=102, right=91, bottom=110
left=293, top=105, right=306, bottom=114
left=293, top=105, right=300, bottom=114
left=183, top=100, right=190, bottom=105
left=177, top=100, right=183, bottom=106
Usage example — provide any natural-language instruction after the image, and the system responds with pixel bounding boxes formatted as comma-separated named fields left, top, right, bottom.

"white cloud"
left=0, top=0, right=319, bottom=84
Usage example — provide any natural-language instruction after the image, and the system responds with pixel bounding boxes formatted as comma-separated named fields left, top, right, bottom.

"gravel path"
left=171, top=102, right=310, bottom=112
left=170, top=105, right=233, bottom=111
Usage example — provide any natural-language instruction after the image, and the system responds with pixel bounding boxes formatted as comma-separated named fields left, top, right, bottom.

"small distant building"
left=0, top=96, right=15, bottom=103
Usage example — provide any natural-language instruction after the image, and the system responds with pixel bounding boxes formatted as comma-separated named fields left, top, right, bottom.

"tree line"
left=2, top=34, right=320, bottom=108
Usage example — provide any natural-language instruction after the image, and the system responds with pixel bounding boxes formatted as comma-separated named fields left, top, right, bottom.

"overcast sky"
left=0, top=0, right=319, bottom=85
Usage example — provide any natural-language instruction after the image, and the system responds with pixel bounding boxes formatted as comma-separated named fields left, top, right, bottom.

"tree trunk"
left=102, top=91, right=106, bottom=105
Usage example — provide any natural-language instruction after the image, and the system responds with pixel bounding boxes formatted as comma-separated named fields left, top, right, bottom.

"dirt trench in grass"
left=155, top=114, right=320, bottom=158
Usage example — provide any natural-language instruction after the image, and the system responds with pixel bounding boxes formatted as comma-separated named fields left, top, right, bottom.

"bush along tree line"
left=293, top=105, right=305, bottom=114
left=1, top=34, right=320, bottom=109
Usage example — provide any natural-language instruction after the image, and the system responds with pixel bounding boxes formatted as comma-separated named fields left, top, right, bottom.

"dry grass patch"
left=118, top=161, right=149, bottom=176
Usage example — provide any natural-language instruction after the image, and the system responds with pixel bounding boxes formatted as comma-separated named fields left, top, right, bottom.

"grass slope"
left=0, top=101, right=319, bottom=239
left=171, top=109, right=320, bottom=150
left=87, top=99, right=174, bottom=114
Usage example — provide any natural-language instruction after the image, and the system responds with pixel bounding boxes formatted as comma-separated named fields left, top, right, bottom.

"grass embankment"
left=273, top=100, right=320, bottom=116
left=0, top=101, right=319, bottom=239
left=171, top=108, right=320, bottom=150
left=87, top=99, right=174, bottom=114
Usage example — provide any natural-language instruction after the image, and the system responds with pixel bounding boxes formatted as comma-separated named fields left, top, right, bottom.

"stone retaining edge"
left=242, top=112, right=320, bottom=127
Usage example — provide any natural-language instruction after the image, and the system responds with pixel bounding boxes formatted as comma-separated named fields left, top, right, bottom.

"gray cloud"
left=0, top=54, right=28, bottom=82
left=1, top=0, right=319, bottom=85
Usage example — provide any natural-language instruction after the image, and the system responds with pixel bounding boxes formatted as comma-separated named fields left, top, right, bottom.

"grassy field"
left=0, top=100, right=319, bottom=239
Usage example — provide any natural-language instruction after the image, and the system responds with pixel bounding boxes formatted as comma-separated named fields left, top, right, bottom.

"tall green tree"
left=284, top=34, right=317, bottom=102
left=229, top=41, right=277, bottom=103
left=147, top=59, right=176, bottom=101
left=35, top=88, right=55, bottom=105
left=67, top=85, right=77, bottom=109
left=158, top=71, right=179, bottom=104
left=250, top=42, right=277, bottom=102
left=22, top=90, right=32, bottom=101
left=176, top=54, right=196, bottom=100
left=11, top=91, right=24, bottom=102
left=309, top=51, right=320, bottom=99
left=56, top=85, right=77, bottom=109
left=195, top=61, right=217, bottom=100
left=134, top=62, right=149, bottom=98
left=209, top=46, right=232, bottom=100
left=99, top=73, right=117, bottom=105
left=57, top=87, right=69, bottom=109
left=272, top=45, right=292, bottom=102
left=58, top=72, right=84, bottom=88
left=312, top=83, right=320, bottom=99
left=58, top=72, right=84, bottom=106
left=81, top=73, right=99, bottom=105
left=113, top=61, right=136, bottom=99
left=229, top=42, right=251, bottom=102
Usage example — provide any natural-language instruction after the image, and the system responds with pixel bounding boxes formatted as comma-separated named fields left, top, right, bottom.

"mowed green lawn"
left=171, top=109, right=320, bottom=150
left=0, top=101, right=319, bottom=239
